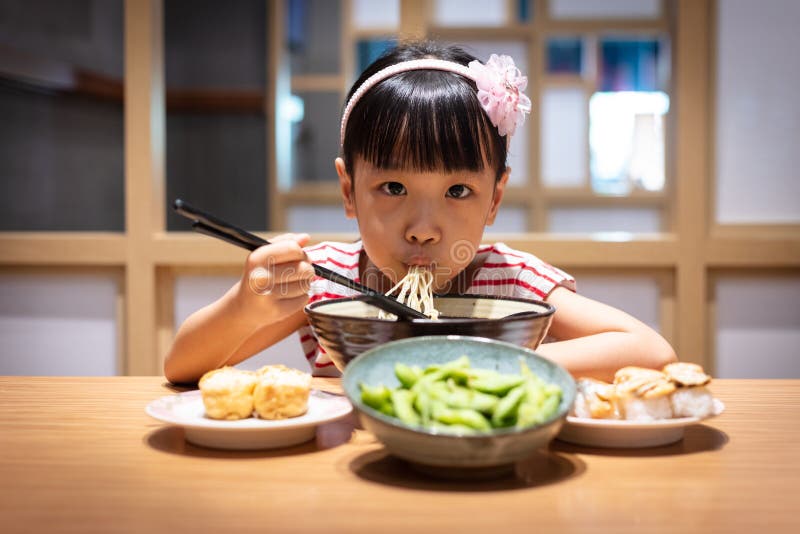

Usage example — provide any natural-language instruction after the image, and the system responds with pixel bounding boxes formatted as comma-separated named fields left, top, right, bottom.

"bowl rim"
left=341, top=334, right=576, bottom=439
left=305, top=294, right=556, bottom=324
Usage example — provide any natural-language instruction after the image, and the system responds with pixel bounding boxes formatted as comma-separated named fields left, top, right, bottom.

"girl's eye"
left=381, top=182, right=406, bottom=196
left=446, top=184, right=472, bottom=199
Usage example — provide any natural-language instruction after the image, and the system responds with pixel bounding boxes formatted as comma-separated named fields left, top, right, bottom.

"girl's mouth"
left=406, top=257, right=434, bottom=268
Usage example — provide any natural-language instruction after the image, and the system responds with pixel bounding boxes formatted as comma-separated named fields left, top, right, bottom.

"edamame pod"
left=442, top=379, right=499, bottom=414
left=360, top=383, right=392, bottom=411
left=390, top=388, right=420, bottom=425
left=539, top=389, right=561, bottom=417
left=491, top=383, right=527, bottom=426
left=413, top=387, right=434, bottom=425
left=394, top=363, right=423, bottom=388
left=517, top=381, right=562, bottom=427
left=469, top=372, right=525, bottom=396
left=377, top=402, right=396, bottom=417
left=431, top=402, right=492, bottom=431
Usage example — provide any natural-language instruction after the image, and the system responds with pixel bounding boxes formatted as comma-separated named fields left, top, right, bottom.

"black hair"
left=341, top=41, right=507, bottom=182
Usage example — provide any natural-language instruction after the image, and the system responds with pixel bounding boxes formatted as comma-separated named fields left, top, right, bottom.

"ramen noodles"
left=378, top=266, right=439, bottom=320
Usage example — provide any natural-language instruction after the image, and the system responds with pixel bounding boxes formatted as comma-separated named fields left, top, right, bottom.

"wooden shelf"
left=0, top=233, right=126, bottom=265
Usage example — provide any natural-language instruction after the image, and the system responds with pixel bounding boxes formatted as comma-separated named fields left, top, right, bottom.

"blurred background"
left=0, top=0, right=797, bottom=377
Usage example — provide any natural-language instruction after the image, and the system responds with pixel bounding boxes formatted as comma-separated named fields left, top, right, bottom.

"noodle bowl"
left=304, top=294, right=555, bottom=372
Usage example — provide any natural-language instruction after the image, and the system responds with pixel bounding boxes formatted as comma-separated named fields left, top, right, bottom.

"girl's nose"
left=404, top=211, right=441, bottom=245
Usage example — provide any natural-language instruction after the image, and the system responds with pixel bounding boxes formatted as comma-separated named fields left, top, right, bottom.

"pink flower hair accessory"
left=339, top=54, right=531, bottom=144
left=468, top=54, right=532, bottom=137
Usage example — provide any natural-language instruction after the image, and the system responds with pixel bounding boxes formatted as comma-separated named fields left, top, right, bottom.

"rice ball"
left=671, top=386, right=715, bottom=418
left=620, top=395, right=673, bottom=421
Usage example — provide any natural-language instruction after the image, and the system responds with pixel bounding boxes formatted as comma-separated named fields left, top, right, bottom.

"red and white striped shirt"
left=299, top=240, right=576, bottom=376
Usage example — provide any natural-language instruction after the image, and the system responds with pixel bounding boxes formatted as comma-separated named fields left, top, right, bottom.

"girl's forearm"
left=534, top=330, right=677, bottom=383
left=164, top=283, right=261, bottom=384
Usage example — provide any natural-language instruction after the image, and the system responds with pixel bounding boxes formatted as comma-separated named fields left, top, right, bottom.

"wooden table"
left=0, top=377, right=797, bottom=533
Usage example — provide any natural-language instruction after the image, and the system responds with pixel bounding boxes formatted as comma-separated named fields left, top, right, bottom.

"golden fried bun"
left=614, top=366, right=676, bottom=399
left=663, top=362, right=712, bottom=387
left=253, top=364, right=312, bottom=420
left=199, top=367, right=257, bottom=420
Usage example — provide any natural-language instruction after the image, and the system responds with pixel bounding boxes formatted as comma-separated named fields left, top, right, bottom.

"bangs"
left=342, top=70, right=506, bottom=179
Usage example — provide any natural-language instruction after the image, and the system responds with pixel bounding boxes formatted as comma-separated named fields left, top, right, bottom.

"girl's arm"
left=163, top=234, right=315, bottom=384
left=536, top=286, right=677, bottom=382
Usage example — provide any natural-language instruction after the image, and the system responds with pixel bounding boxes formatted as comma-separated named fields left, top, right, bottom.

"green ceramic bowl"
left=342, top=335, right=576, bottom=476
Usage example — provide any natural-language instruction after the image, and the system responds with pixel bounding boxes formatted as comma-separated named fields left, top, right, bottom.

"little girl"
left=164, top=41, right=676, bottom=384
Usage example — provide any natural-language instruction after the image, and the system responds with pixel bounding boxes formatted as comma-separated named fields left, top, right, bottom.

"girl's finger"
left=270, top=279, right=314, bottom=300
left=269, top=261, right=315, bottom=284
left=269, top=232, right=310, bottom=245
left=246, top=239, right=308, bottom=269
left=246, top=262, right=314, bottom=297
left=247, top=275, right=311, bottom=301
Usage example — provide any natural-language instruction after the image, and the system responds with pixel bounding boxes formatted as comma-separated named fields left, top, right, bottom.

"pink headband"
left=339, top=54, right=531, bottom=145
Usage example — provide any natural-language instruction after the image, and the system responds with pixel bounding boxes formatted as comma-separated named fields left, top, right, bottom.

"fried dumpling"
left=199, top=367, right=258, bottom=420
left=253, top=364, right=312, bottom=420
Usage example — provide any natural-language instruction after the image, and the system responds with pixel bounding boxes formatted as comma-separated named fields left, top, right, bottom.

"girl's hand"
left=235, top=233, right=315, bottom=327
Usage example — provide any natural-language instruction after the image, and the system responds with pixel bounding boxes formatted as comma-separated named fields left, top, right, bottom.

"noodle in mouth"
left=379, top=266, right=440, bottom=320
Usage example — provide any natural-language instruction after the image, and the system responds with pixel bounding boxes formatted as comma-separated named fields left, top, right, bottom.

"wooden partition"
left=0, top=0, right=797, bottom=377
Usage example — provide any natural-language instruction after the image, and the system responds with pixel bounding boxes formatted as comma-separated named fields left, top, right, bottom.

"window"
left=0, top=0, right=125, bottom=231
left=164, top=0, right=268, bottom=231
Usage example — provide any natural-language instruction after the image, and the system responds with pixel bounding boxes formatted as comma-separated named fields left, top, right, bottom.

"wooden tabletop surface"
left=0, top=376, right=797, bottom=533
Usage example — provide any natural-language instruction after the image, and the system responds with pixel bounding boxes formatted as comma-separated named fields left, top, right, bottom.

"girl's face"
left=335, top=157, right=508, bottom=293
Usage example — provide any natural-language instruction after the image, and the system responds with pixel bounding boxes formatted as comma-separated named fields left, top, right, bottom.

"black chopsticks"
left=173, top=199, right=428, bottom=321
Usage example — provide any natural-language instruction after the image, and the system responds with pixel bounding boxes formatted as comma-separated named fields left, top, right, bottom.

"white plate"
left=556, top=399, right=725, bottom=448
left=146, top=389, right=352, bottom=450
